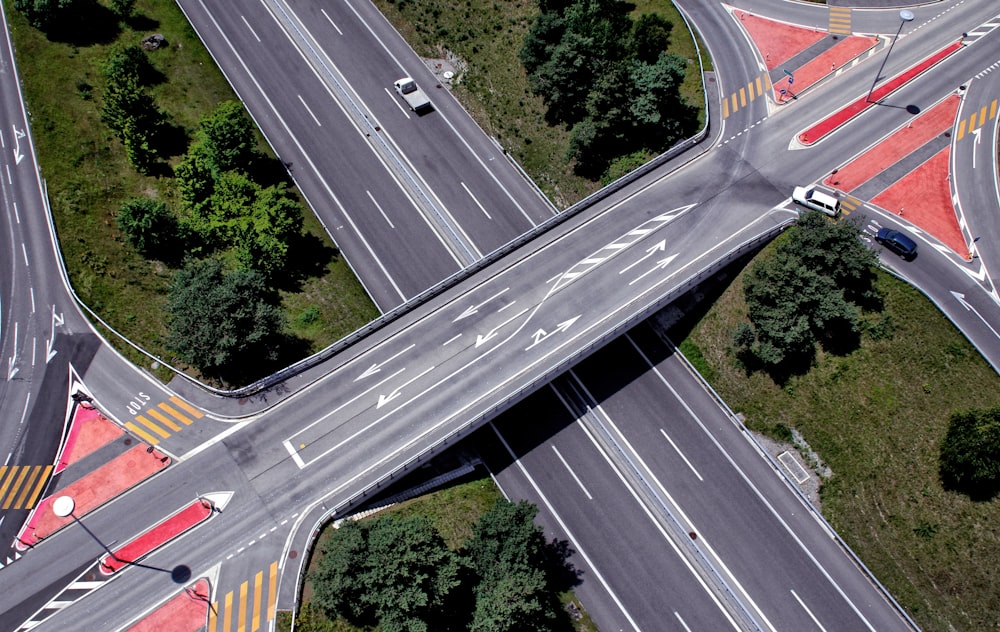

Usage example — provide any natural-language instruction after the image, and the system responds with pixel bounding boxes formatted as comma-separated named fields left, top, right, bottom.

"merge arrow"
left=525, top=316, right=581, bottom=350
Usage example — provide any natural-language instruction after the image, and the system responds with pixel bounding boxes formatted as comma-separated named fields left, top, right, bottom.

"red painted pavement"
left=16, top=444, right=170, bottom=548
left=799, top=41, right=963, bottom=145
left=126, top=578, right=211, bottom=632
left=733, top=10, right=826, bottom=71
left=825, top=95, right=960, bottom=192
left=100, top=499, right=213, bottom=573
left=773, top=35, right=877, bottom=100
left=56, top=405, right=124, bottom=474
left=871, top=147, right=967, bottom=257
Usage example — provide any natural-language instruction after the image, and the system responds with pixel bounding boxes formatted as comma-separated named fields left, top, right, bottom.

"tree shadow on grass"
left=274, top=232, right=339, bottom=293
left=125, top=14, right=159, bottom=32
left=43, top=0, right=121, bottom=46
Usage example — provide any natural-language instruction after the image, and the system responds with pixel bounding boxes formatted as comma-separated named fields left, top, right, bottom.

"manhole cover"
left=289, top=550, right=298, bottom=559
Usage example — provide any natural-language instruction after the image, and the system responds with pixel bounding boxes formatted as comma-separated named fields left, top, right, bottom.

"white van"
left=792, top=186, right=840, bottom=217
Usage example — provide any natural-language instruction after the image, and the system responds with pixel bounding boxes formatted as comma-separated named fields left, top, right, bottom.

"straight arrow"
left=354, top=343, right=415, bottom=381
left=619, top=240, right=666, bottom=275
left=628, top=254, right=679, bottom=286
left=475, top=307, right=530, bottom=348
left=971, top=128, right=981, bottom=169
left=377, top=365, right=435, bottom=409
left=453, top=287, right=509, bottom=322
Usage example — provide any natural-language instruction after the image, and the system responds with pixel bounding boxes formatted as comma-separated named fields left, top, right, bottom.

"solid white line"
left=367, top=190, right=394, bottom=228
left=631, top=338, right=879, bottom=631
left=660, top=428, right=703, bottom=481
left=285, top=367, right=405, bottom=443
left=22, top=243, right=28, bottom=266
left=67, top=581, right=103, bottom=590
left=283, top=440, right=306, bottom=468
left=551, top=445, right=592, bottom=499
left=461, top=181, right=491, bottom=219
left=442, top=333, right=462, bottom=346
left=6, top=164, right=10, bottom=184
left=240, top=15, right=261, bottom=42
left=791, top=589, right=828, bottom=632
left=29, top=287, right=34, bottom=313
left=297, top=94, right=322, bottom=126
left=674, top=611, right=694, bottom=632
left=490, top=423, right=641, bottom=631
left=320, top=9, right=342, bottom=35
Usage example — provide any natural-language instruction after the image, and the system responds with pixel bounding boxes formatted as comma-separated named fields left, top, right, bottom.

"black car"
left=875, top=227, right=917, bottom=260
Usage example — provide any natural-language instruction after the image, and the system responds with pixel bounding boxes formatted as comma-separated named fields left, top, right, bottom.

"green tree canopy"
left=940, top=406, right=1000, bottom=499
left=116, top=197, right=176, bottom=258
left=14, top=0, right=80, bottom=29
left=196, top=100, right=257, bottom=176
left=736, top=211, right=879, bottom=373
left=165, top=258, right=284, bottom=374
left=631, top=13, right=674, bottom=63
left=310, top=515, right=463, bottom=632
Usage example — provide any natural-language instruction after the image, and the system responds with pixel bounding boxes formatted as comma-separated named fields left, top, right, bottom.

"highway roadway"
left=1, top=0, right=999, bottom=630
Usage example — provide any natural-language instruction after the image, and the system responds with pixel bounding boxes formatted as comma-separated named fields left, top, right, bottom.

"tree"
left=110, top=0, right=136, bottom=19
left=175, top=145, right=215, bottom=220
left=14, top=0, right=80, bottom=29
left=465, top=500, right=562, bottom=631
left=233, top=182, right=304, bottom=279
left=310, top=515, right=462, bottom=631
left=196, top=101, right=257, bottom=176
left=940, top=406, right=1000, bottom=499
left=630, top=13, right=673, bottom=63
left=116, top=197, right=176, bottom=258
left=737, top=211, right=879, bottom=372
left=165, top=258, right=284, bottom=374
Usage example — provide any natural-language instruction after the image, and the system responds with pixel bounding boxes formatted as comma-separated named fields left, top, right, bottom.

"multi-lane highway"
left=2, top=0, right=1000, bottom=630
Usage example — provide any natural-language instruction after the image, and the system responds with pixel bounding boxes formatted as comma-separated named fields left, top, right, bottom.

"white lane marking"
left=660, top=428, right=703, bottom=481
left=551, top=445, right=593, bottom=499
left=630, top=337, right=880, bottom=631
left=29, top=287, right=34, bottom=313
left=367, top=190, right=394, bottom=228
left=6, top=163, right=11, bottom=184
left=320, top=9, right=342, bottom=35
left=282, top=440, right=306, bottom=468
left=791, top=589, right=828, bottom=632
left=13, top=201, right=18, bottom=223
left=460, top=182, right=491, bottom=219
left=240, top=15, right=261, bottom=42
left=674, top=611, right=694, bottom=632
left=297, top=94, right=322, bottom=126
left=22, top=243, right=28, bottom=266
left=442, top=333, right=462, bottom=346
left=491, top=423, right=642, bottom=631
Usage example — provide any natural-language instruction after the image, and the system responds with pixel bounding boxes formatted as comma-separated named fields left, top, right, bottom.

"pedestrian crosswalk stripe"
left=0, top=465, right=53, bottom=510
left=125, top=422, right=160, bottom=445
left=135, top=415, right=171, bottom=438
left=829, top=7, right=851, bottom=35
left=169, top=396, right=204, bottom=419
left=147, top=408, right=181, bottom=432
left=160, top=402, right=195, bottom=425
left=209, top=562, right=279, bottom=632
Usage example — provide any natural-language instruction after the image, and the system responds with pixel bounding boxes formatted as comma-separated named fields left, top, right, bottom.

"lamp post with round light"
left=52, top=495, right=122, bottom=567
left=866, top=10, right=915, bottom=103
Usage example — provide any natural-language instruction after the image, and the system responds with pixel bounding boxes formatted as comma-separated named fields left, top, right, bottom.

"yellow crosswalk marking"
left=159, top=402, right=193, bottom=426
left=722, top=97, right=729, bottom=118
left=14, top=466, right=43, bottom=508
left=755, top=75, right=763, bottom=96
left=147, top=408, right=181, bottom=432
left=969, top=112, right=978, bottom=130
left=135, top=415, right=171, bottom=438
left=3, top=467, right=31, bottom=509
left=24, top=466, right=52, bottom=508
left=238, top=580, right=248, bottom=632
left=957, top=118, right=966, bottom=140
left=980, top=106, right=988, bottom=127
left=731, top=92, right=738, bottom=113
left=252, top=571, right=263, bottom=632
left=169, top=396, right=204, bottom=419
left=0, top=467, right=15, bottom=502
left=224, top=591, right=233, bottom=632
left=990, top=99, right=997, bottom=120
left=209, top=602, right=217, bottom=632
left=125, top=421, right=160, bottom=445
left=739, top=86, right=747, bottom=107
left=267, top=562, right=278, bottom=620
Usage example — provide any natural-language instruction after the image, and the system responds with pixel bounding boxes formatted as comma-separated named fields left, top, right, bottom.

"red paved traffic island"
left=125, top=578, right=211, bottom=632
left=16, top=444, right=170, bottom=549
left=798, top=41, right=963, bottom=146
left=100, top=498, right=215, bottom=574
left=55, top=402, right=125, bottom=474
left=773, top=35, right=877, bottom=101
left=733, top=9, right=825, bottom=70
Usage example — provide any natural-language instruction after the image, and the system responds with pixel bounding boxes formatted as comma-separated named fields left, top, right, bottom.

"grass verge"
left=5, top=0, right=378, bottom=380
left=284, top=477, right=599, bottom=632
left=684, top=259, right=1000, bottom=631
left=370, top=0, right=705, bottom=208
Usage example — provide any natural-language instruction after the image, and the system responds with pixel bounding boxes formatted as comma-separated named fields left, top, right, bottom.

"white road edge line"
left=550, top=445, right=593, bottom=499
left=659, top=428, right=704, bottom=481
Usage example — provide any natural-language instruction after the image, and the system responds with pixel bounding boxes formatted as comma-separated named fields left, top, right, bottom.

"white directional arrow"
left=970, top=127, right=981, bottom=169
left=12, top=126, right=25, bottom=165
left=46, top=305, right=63, bottom=363
left=475, top=307, right=530, bottom=348
left=526, top=316, right=581, bottom=350
left=376, top=365, right=435, bottom=409
left=951, top=291, right=1000, bottom=340
left=619, top=240, right=666, bottom=275
left=627, top=254, right=679, bottom=286
left=453, top=287, right=509, bottom=322
left=354, top=343, right=415, bottom=382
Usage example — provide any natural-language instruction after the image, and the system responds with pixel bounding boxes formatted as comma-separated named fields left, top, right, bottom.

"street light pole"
left=52, top=495, right=123, bottom=566
left=866, top=10, right=915, bottom=103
